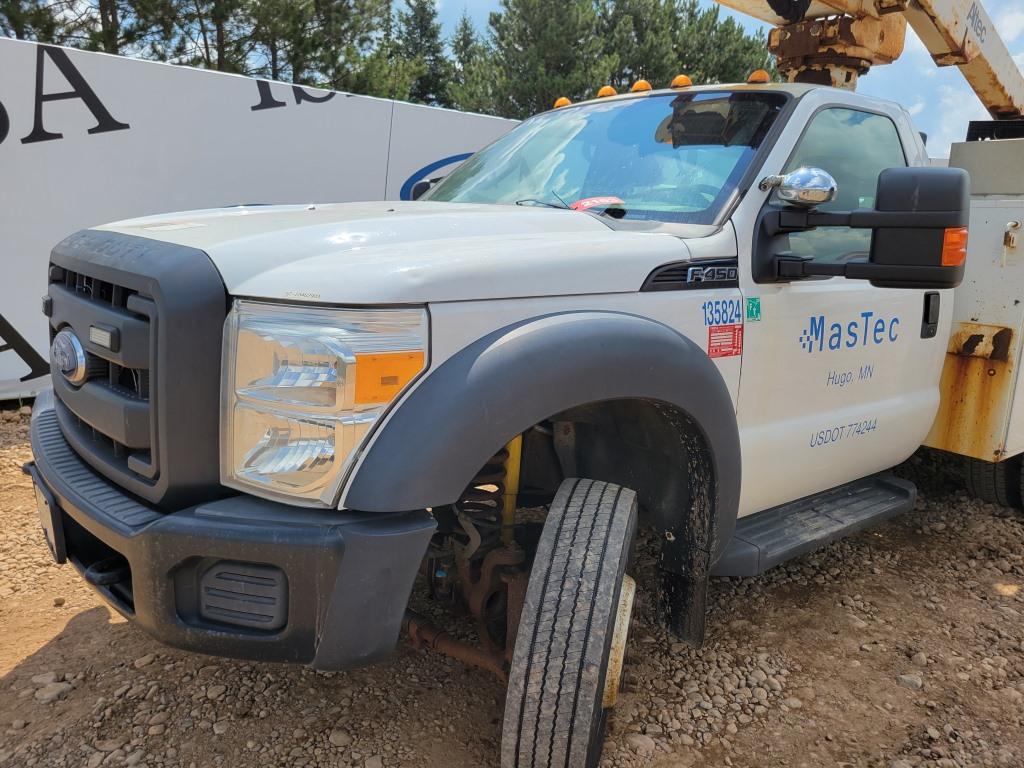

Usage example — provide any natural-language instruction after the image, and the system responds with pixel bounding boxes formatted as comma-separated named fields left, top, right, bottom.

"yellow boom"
left=716, top=0, right=1024, bottom=118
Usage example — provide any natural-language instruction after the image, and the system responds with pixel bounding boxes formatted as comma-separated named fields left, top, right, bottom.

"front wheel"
left=501, top=478, right=638, bottom=768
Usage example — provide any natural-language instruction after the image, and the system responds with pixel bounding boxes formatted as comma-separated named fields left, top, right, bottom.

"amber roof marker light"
left=630, top=79, right=652, bottom=92
left=670, top=74, right=692, bottom=88
left=596, top=85, right=617, bottom=98
left=553, top=96, right=571, bottom=108
left=747, top=69, right=771, bottom=84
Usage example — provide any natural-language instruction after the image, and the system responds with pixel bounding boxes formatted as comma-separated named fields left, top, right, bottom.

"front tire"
left=501, top=478, right=638, bottom=768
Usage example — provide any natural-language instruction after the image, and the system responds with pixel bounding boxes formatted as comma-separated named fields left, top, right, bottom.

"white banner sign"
left=0, top=39, right=514, bottom=399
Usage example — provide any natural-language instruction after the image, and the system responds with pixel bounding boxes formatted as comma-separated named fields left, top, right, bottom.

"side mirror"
left=866, top=167, right=969, bottom=289
left=754, top=166, right=970, bottom=289
left=761, top=166, right=837, bottom=208
left=407, top=180, right=432, bottom=201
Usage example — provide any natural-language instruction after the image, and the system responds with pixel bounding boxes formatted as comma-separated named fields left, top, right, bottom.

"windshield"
left=428, top=91, right=788, bottom=225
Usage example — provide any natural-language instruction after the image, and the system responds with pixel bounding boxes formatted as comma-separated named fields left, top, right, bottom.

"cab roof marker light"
left=553, top=96, right=571, bottom=108
left=597, top=85, right=617, bottom=98
left=747, top=69, right=771, bottom=84
left=670, top=74, right=692, bottom=88
left=630, top=79, right=652, bottom=92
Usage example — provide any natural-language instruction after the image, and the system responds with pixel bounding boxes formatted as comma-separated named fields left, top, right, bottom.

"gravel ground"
left=3, top=404, right=1024, bottom=768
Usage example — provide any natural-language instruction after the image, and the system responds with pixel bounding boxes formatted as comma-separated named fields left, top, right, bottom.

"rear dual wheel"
left=963, top=455, right=1023, bottom=509
left=501, top=478, right=638, bottom=768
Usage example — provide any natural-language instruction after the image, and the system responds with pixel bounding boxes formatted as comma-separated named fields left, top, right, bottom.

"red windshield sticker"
left=569, top=196, right=626, bottom=211
left=708, top=324, right=743, bottom=358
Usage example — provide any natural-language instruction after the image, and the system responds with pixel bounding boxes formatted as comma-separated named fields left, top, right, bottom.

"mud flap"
left=660, top=571, right=708, bottom=647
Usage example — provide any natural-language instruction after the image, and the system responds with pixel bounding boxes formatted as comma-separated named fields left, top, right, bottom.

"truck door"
left=733, top=103, right=948, bottom=517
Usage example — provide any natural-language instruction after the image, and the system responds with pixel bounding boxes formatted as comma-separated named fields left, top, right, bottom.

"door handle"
left=921, top=292, right=940, bottom=339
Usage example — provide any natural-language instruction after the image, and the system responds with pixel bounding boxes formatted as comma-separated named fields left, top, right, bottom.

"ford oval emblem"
left=51, top=329, right=88, bottom=386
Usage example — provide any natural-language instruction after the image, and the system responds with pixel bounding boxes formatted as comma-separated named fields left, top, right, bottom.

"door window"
left=784, top=108, right=906, bottom=263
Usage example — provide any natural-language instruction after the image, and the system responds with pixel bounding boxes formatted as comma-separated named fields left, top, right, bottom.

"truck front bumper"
left=28, top=391, right=435, bottom=671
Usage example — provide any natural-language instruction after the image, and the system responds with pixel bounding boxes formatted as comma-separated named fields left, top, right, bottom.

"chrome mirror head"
left=759, top=166, right=838, bottom=208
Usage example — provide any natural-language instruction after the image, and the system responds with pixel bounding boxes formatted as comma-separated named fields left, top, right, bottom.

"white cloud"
left=903, top=27, right=929, bottom=57
left=907, top=100, right=926, bottom=116
left=926, top=83, right=990, bottom=158
left=998, top=10, right=1024, bottom=43
left=898, top=29, right=938, bottom=77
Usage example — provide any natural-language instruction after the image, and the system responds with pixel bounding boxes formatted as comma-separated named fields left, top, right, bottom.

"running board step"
left=712, top=474, right=916, bottom=577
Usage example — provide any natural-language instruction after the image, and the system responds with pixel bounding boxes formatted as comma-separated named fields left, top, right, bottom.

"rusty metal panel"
left=769, top=14, right=908, bottom=87
left=923, top=198, right=1024, bottom=461
left=718, top=0, right=1023, bottom=119
left=924, top=322, right=1016, bottom=460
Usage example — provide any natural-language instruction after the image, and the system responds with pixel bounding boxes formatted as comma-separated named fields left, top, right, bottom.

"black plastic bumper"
left=28, top=390, right=435, bottom=670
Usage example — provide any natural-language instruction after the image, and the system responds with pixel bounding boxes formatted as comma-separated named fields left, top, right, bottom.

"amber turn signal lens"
left=630, top=79, right=652, bottom=92
left=354, top=351, right=425, bottom=405
left=596, top=85, right=617, bottom=98
left=941, top=227, right=969, bottom=267
left=670, top=74, right=692, bottom=88
left=747, top=69, right=771, bottom=84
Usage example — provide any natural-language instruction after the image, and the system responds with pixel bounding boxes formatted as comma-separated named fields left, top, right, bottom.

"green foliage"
left=397, top=0, right=450, bottom=105
left=598, top=0, right=677, bottom=92
left=248, top=0, right=319, bottom=81
left=346, top=4, right=425, bottom=101
left=489, top=0, right=614, bottom=119
left=670, top=0, right=774, bottom=85
left=0, top=0, right=776, bottom=114
left=446, top=10, right=499, bottom=114
left=0, top=0, right=64, bottom=41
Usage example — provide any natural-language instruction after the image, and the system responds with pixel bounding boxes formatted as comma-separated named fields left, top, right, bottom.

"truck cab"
left=27, top=80, right=973, bottom=768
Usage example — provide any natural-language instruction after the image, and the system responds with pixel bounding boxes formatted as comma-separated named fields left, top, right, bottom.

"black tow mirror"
left=754, top=167, right=971, bottom=289
left=411, top=176, right=448, bottom=200
left=410, top=180, right=432, bottom=200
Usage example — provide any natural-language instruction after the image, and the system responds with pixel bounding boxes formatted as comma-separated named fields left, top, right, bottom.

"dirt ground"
left=2, top=404, right=1024, bottom=768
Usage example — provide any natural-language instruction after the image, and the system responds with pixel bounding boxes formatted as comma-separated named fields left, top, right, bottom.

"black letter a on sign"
left=21, top=45, right=130, bottom=144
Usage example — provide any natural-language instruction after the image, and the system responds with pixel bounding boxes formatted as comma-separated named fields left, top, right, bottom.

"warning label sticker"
left=708, top=323, right=743, bottom=358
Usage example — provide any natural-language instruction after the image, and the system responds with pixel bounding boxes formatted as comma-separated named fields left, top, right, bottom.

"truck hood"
left=97, top=201, right=695, bottom=304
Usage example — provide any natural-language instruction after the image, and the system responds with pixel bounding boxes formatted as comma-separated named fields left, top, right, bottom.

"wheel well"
left=521, top=397, right=717, bottom=575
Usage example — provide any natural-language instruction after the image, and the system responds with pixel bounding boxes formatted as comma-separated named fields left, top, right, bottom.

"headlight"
left=221, top=300, right=428, bottom=506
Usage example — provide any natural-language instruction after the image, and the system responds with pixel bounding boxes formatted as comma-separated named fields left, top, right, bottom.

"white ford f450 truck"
left=26, top=81, right=1024, bottom=767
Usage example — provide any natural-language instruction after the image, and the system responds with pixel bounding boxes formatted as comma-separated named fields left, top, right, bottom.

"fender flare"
left=343, top=311, right=741, bottom=558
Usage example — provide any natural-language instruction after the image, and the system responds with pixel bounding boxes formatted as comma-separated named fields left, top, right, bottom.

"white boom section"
left=717, top=0, right=1024, bottom=118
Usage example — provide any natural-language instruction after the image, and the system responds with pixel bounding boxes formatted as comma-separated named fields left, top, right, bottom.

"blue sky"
left=435, top=0, right=1024, bottom=158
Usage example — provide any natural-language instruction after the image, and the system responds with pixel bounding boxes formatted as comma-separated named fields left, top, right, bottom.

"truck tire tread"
left=963, top=455, right=1022, bottom=509
left=501, top=478, right=637, bottom=768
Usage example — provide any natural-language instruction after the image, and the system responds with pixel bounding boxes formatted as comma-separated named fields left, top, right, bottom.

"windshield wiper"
left=515, top=193, right=568, bottom=210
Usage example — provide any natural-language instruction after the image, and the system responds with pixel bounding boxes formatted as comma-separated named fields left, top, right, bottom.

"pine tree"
left=597, top=0, right=677, bottom=92
left=347, top=2, right=424, bottom=100
left=396, top=0, right=450, bottom=106
left=249, top=0, right=319, bottom=82
left=670, top=1, right=774, bottom=85
left=170, top=0, right=251, bottom=71
left=1, top=0, right=64, bottom=41
left=449, top=10, right=478, bottom=75
left=489, top=0, right=614, bottom=119
left=446, top=10, right=497, bottom=114
left=311, top=0, right=391, bottom=91
left=40, top=0, right=181, bottom=57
